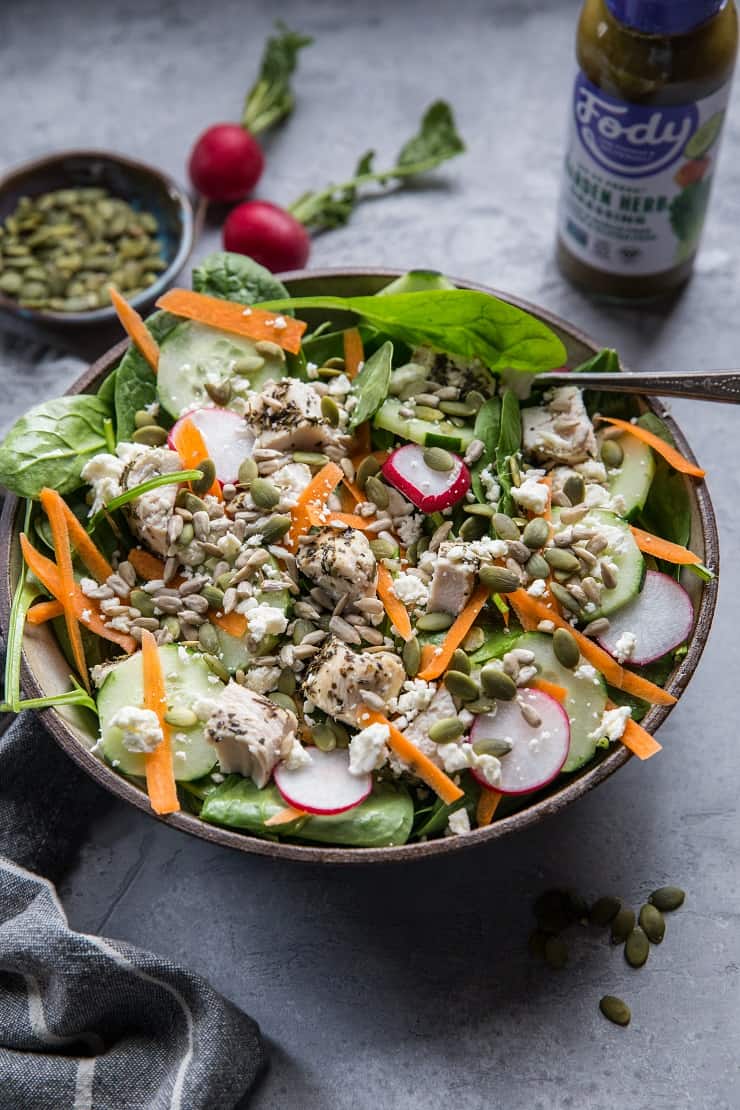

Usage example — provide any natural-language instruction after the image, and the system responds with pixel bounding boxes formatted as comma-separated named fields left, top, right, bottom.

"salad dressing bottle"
left=556, top=0, right=738, bottom=299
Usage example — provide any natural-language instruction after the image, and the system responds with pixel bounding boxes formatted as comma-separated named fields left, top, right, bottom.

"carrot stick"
left=39, top=490, right=90, bottom=691
left=532, top=678, right=568, bottom=704
left=476, top=789, right=502, bottom=827
left=508, top=589, right=676, bottom=706
left=420, top=644, right=437, bottom=673
left=265, top=805, right=308, bottom=827
left=598, top=416, right=705, bottom=477
left=287, top=461, right=343, bottom=551
left=141, top=628, right=179, bottom=815
left=360, top=709, right=464, bottom=804
left=156, top=289, right=306, bottom=354
left=417, top=586, right=490, bottom=681
left=209, top=610, right=247, bottom=638
left=109, top=287, right=160, bottom=372
left=376, top=563, right=412, bottom=641
left=342, top=475, right=365, bottom=504
left=171, top=417, right=221, bottom=500
left=27, top=599, right=63, bottom=625
left=128, top=548, right=166, bottom=581
left=343, top=328, right=364, bottom=379
left=306, top=506, right=370, bottom=531
left=42, top=489, right=114, bottom=583
left=619, top=715, right=662, bottom=760
left=630, top=526, right=701, bottom=566
left=20, top=535, right=137, bottom=654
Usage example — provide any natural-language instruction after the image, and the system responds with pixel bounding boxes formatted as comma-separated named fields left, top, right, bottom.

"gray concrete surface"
left=2, top=1, right=739, bottom=1107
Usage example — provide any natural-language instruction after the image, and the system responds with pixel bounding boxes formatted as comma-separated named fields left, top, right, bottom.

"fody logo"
left=574, top=73, right=697, bottom=178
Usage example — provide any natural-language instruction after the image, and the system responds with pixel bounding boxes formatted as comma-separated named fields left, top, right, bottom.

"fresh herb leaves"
left=260, top=289, right=567, bottom=373
left=348, top=341, right=393, bottom=430
left=192, top=250, right=290, bottom=306
left=242, top=22, right=313, bottom=136
left=288, top=101, right=465, bottom=232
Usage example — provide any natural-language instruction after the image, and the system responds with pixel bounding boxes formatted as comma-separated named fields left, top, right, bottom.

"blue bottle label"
left=558, top=71, right=732, bottom=274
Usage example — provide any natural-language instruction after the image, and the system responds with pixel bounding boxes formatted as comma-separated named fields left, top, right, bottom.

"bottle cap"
left=605, top=0, right=725, bottom=35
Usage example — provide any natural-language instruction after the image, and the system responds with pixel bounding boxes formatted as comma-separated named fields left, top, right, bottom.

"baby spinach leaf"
left=414, top=774, right=479, bottom=838
left=495, top=389, right=522, bottom=515
left=114, top=310, right=179, bottom=442
left=192, top=250, right=289, bottom=306
left=572, top=348, right=620, bottom=375
left=0, top=395, right=112, bottom=499
left=378, top=270, right=455, bottom=296
left=470, top=396, right=501, bottom=502
left=348, top=340, right=393, bottom=430
left=636, top=412, right=691, bottom=549
left=260, top=289, right=567, bottom=373
left=241, top=21, right=313, bottom=136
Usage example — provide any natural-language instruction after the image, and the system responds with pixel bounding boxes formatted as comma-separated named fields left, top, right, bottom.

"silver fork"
left=534, top=368, right=740, bottom=404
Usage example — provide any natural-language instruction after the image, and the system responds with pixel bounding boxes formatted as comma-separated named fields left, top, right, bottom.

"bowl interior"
left=0, top=270, right=719, bottom=863
left=0, top=150, right=193, bottom=327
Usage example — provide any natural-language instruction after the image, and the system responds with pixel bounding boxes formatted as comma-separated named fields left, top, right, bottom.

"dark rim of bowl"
left=0, top=149, right=194, bottom=325
left=0, top=268, right=720, bottom=864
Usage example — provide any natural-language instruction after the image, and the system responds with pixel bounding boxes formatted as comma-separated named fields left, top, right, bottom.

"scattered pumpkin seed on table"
left=600, top=996, right=631, bottom=1027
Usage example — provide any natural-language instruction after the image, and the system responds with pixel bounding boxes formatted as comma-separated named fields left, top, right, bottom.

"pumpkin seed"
left=191, top=458, right=217, bottom=496
left=130, top=588, right=155, bottom=617
left=479, top=565, right=520, bottom=594
left=134, top=408, right=158, bottom=429
left=553, top=628, right=580, bottom=669
left=270, top=692, right=297, bottom=714
left=493, top=513, right=520, bottom=541
left=648, top=886, right=685, bottom=912
left=292, top=619, right=315, bottom=645
left=329, top=720, right=350, bottom=748
left=293, top=451, right=329, bottom=467
left=610, top=906, right=636, bottom=944
left=250, top=478, right=280, bottom=510
left=544, top=936, right=568, bottom=969
left=450, top=648, right=470, bottom=674
left=320, top=395, right=341, bottom=427
left=599, top=995, right=631, bottom=1026
left=204, top=380, right=232, bottom=406
left=198, top=623, right=220, bottom=654
left=369, top=538, right=397, bottom=560
left=563, top=474, right=585, bottom=505
left=416, top=610, right=454, bottom=632
left=132, top=425, right=168, bottom=447
left=460, top=515, right=488, bottom=541
left=423, top=446, right=455, bottom=472
left=164, top=707, right=198, bottom=728
left=312, top=722, right=337, bottom=751
left=444, top=670, right=480, bottom=701
left=521, top=517, right=549, bottom=549
left=589, top=895, right=622, bottom=927
left=356, top=455, right=381, bottom=490
left=463, top=502, right=495, bottom=517
left=472, top=736, right=512, bottom=757
left=625, top=926, right=650, bottom=968
left=202, top=585, right=225, bottom=610
left=203, top=653, right=229, bottom=682
left=526, top=553, right=550, bottom=580
left=638, top=903, right=665, bottom=944
left=260, top=515, right=292, bottom=544
left=402, top=636, right=421, bottom=677
left=428, top=717, right=465, bottom=743
left=176, top=490, right=208, bottom=514
left=465, top=390, right=486, bottom=412
left=277, top=668, right=297, bottom=696
left=438, top=399, right=476, bottom=418
left=365, top=475, right=389, bottom=510
left=238, top=457, right=259, bottom=486
left=600, top=439, right=624, bottom=468
left=550, top=582, right=582, bottom=615
left=480, top=664, right=517, bottom=701
left=163, top=616, right=181, bottom=640
left=545, top=548, right=580, bottom=574
left=534, top=889, right=575, bottom=933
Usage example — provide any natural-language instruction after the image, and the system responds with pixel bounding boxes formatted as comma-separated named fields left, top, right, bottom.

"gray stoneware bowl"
left=0, top=150, right=194, bottom=328
left=0, top=269, right=720, bottom=863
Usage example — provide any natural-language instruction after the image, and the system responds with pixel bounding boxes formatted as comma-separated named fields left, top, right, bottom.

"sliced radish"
left=168, top=407, right=255, bottom=486
left=273, top=747, right=372, bottom=815
left=470, top=688, right=570, bottom=796
left=597, top=569, right=694, bottom=666
left=381, top=444, right=470, bottom=512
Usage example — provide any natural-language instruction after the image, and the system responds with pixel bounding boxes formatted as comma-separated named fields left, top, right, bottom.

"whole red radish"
left=223, top=200, right=311, bottom=272
left=188, top=123, right=265, bottom=203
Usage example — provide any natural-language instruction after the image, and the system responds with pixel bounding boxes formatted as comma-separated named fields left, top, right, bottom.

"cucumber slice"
left=157, top=320, right=286, bottom=418
left=599, top=431, right=655, bottom=519
left=214, top=555, right=291, bottom=672
left=98, top=644, right=222, bottom=780
left=514, top=632, right=607, bottom=772
left=374, top=397, right=475, bottom=452
left=552, top=507, right=645, bottom=620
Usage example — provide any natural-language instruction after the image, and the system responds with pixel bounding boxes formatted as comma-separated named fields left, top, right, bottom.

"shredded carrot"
left=476, top=789, right=502, bottom=826
left=171, top=417, right=221, bottom=500
left=109, top=286, right=160, bottom=372
left=26, top=599, right=63, bottom=625
left=420, top=644, right=437, bottom=672
left=287, top=461, right=343, bottom=551
left=156, top=289, right=306, bottom=354
left=376, top=563, right=412, bottom=641
left=417, top=585, right=490, bottom=681
left=598, top=416, right=705, bottom=477
left=532, top=678, right=568, bottom=704
left=20, top=535, right=137, bottom=654
left=541, top=474, right=553, bottom=523
left=141, top=628, right=179, bottom=815
left=342, top=475, right=365, bottom=504
left=265, top=806, right=308, bottom=827
left=361, top=709, right=463, bottom=804
left=127, top=548, right=165, bottom=580
left=306, top=506, right=370, bottom=531
left=209, top=610, right=247, bottom=638
left=343, top=327, right=364, bottom=379
left=39, top=490, right=90, bottom=691
left=630, top=526, right=701, bottom=566
left=508, top=589, right=676, bottom=706
left=43, top=489, right=115, bottom=583
left=619, top=714, right=662, bottom=760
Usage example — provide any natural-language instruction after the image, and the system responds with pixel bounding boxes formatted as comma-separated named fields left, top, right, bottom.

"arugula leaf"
left=0, top=395, right=112, bottom=499
left=495, top=389, right=522, bottom=515
left=242, top=21, right=313, bottom=136
left=470, top=396, right=501, bottom=502
left=192, top=250, right=289, bottom=305
left=287, top=101, right=465, bottom=232
left=348, top=341, right=393, bottom=430
left=260, top=289, right=567, bottom=373
left=114, top=310, right=179, bottom=442
left=635, top=412, right=691, bottom=549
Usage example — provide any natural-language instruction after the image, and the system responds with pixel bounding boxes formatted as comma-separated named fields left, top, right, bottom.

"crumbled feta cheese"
left=527, top=578, right=547, bottom=597
left=349, top=723, right=390, bottom=775
left=283, top=740, right=312, bottom=770
left=391, top=679, right=436, bottom=722
left=272, top=315, right=287, bottom=330
left=479, top=465, right=501, bottom=506
left=243, top=666, right=282, bottom=695
left=467, top=537, right=508, bottom=562
left=80, top=608, right=92, bottom=623
left=511, top=477, right=549, bottom=515
left=391, top=571, right=429, bottom=608
left=437, top=742, right=472, bottom=773
left=447, top=808, right=471, bottom=836
left=576, top=459, right=608, bottom=483
left=590, top=704, right=631, bottom=743
left=243, top=602, right=288, bottom=645
left=574, top=663, right=598, bottom=682
left=394, top=512, right=424, bottom=548
left=306, top=361, right=319, bottom=379
left=80, top=578, right=99, bottom=598
left=327, top=372, right=352, bottom=397
left=193, top=696, right=218, bottom=722
left=271, top=462, right=312, bottom=506
left=472, top=752, right=502, bottom=788
left=109, top=706, right=163, bottom=753
left=537, top=619, right=555, bottom=633
left=614, top=631, right=637, bottom=664
left=80, top=452, right=125, bottom=515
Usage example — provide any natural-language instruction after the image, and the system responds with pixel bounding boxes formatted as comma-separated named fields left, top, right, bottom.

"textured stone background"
left=1, top=1, right=739, bottom=1107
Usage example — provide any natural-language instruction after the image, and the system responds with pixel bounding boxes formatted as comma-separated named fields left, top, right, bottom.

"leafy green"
left=348, top=340, right=393, bottom=430
left=0, top=395, right=112, bottom=499
left=572, top=348, right=620, bottom=375
left=1, top=676, right=98, bottom=715
left=636, top=412, right=691, bottom=549
left=260, top=289, right=568, bottom=373
left=378, top=270, right=455, bottom=296
left=495, top=389, right=522, bottom=515
left=670, top=179, right=711, bottom=244
left=469, top=625, right=523, bottom=666
left=470, top=396, right=501, bottom=502
left=87, top=469, right=202, bottom=533
left=192, top=250, right=289, bottom=306
left=2, top=502, right=36, bottom=711
left=288, top=101, right=465, bottom=232
left=241, top=21, right=313, bottom=136
left=114, top=310, right=179, bottom=442
left=413, top=774, right=479, bottom=838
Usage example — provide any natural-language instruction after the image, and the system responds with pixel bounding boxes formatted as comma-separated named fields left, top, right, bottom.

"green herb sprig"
left=242, top=21, right=313, bottom=136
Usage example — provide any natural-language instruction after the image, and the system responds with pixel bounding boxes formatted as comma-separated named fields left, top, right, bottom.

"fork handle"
left=534, top=369, right=740, bottom=404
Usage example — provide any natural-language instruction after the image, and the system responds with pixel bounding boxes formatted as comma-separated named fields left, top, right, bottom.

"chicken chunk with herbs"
left=245, top=378, right=346, bottom=453
left=296, top=527, right=378, bottom=603
left=302, top=636, right=405, bottom=725
left=202, top=681, right=302, bottom=787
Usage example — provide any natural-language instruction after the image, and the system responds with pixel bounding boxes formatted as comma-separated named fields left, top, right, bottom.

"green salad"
left=0, top=253, right=712, bottom=847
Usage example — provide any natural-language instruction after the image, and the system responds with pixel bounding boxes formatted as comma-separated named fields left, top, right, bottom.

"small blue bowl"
left=0, top=149, right=194, bottom=328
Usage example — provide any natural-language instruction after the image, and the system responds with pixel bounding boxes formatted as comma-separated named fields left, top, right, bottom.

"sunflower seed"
left=583, top=616, right=610, bottom=637
left=518, top=699, right=542, bottom=728
left=131, top=616, right=159, bottom=631
left=600, top=560, right=619, bottom=589
left=428, top=521, right=453, bottom=552
left=329, top=614, right=362, bottom=644
left=559, top=505, right=590, bottom=525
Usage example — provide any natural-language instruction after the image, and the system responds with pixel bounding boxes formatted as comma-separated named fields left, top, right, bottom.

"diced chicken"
left=295, top=527, right=377, bottom=603
left=426, top=541, right=476, bottom=615
left=121, top=446, right=183, bottom=555
left=522, top=386, right=597, bottom=465
left=203, top=681, right=298, bottom=787
left=245, top=378, right=345, bottom=453
left=302, top=636, right=405, bottom=725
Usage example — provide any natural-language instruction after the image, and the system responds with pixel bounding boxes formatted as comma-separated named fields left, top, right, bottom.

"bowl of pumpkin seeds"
left=0, top=150, right=194, bottom=326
